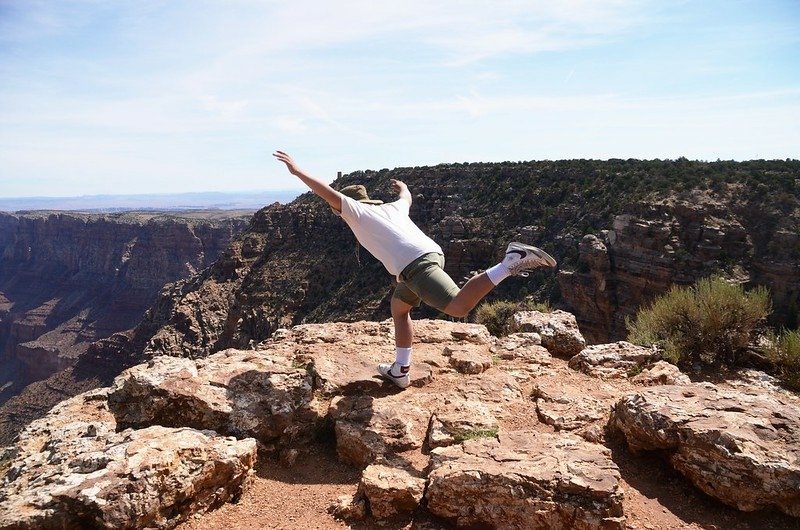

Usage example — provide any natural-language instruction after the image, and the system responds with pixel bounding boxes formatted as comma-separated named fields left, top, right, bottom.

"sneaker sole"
left=508, top=242, right=557, bottom=268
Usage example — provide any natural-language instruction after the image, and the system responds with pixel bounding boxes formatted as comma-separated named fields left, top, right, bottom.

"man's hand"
left=391, top=179, right=412, bottom=205
left=272, top=150, right=343, bottom=212
left=273, top=150, right=301, bottom=176
left=391, top=179, right=408, bottom=193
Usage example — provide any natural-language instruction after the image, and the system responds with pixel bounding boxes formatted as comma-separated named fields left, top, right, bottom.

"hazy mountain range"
left=0, top=190, right=304, bottom=213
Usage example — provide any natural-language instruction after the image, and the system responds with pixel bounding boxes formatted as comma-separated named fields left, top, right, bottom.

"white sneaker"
left=377, top=362, right=411, bottom=389
left=502, top=242, right=557, bottom=277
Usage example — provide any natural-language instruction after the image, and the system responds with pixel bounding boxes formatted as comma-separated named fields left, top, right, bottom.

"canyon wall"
left=558, top=194, right=800, bottom=342
left=0, top=211, right=251, bottom=403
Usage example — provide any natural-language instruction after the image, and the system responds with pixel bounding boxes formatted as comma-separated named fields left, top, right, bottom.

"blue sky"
left=1, top=0, right=798, bottom=197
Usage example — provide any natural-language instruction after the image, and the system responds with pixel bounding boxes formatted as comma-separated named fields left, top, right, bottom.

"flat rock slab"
left=492, top=333, right=551, bottom=365
left=107, top=349, right=313, bottom=443
left=412, top=320, right=492, bottom=344
left=510, top=310, right=586, bottom=358
left=532, top=382, right=611, bottom=432
left=569, top=341, right=658, bottom=379
left=276, top=320, right=395, bottom=346
left=457, top=370, right=524, bottom=404
left=427, top=399, right=499, bottom=448
left=308, top=351, right=433, bottom=395
left=445, top=345, right=493, bottom=374
left=610, top=383, right=800, bottom=517
left=426, top=430, right=625, bottom=529
left=0, top=390, right=255, bottom=530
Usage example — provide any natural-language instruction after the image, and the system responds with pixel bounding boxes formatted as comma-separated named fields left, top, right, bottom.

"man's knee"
left=391, top=297, right=413, bottom=318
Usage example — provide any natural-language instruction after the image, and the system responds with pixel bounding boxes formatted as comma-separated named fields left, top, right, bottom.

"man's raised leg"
left=443, top=242, right=558, bottom=318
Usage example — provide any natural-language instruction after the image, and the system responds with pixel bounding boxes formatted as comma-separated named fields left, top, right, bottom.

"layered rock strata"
left=610, top=383, right=800, bottom=517
left=0, top=211, right=250, bottom=403
left=426, top=432, right=625, bottom=530
left=0, top=388, right=256, bottom=530
left=3, top=316, right=798, bottom=529
left=559, top=197, right=800, bottom=342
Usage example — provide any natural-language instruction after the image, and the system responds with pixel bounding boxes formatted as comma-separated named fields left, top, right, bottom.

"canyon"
left=1, top=159, right=798, bottom=445
left=0, top=211, right=251, bottom=409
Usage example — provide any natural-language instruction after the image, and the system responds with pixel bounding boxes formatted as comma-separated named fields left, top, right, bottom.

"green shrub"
left=627, top=276, right=771, bottom=367
left=453, top=428, right=499, bottom=443
left=766, top=328, right=800, bottom=390
left=522, top=300, right=553, bottom=313
left=474, top=300, right=518, bottom=336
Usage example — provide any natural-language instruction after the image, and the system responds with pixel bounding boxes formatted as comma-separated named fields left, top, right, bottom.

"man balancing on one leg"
left=273, top=151, right=557, bottom=389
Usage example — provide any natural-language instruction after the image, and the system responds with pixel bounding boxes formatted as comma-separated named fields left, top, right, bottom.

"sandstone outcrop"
left=358, top=462, right=426, bottom=519
left=107, top=348, right=314, bottom=445
left=0, top=388, right=256, bottom=530
left=568, top=341, right=659, bottom=379
left=510, top=310, right=586, bottom=357
left=0, top=211, right=249, bottom=412
left=4, top=315, right=799, bottom=529
left=559, top=196, right=800, bottom=343
left=425, top=431, right=625, bottom=530
left=609, top=383, right=800, bottom=517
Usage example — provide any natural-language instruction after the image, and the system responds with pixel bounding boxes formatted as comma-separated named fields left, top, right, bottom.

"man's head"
left=340, top=184, right=383, bottom=205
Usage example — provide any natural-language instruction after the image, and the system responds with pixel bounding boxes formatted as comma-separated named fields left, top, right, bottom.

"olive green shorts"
left=392, top=253, right=460, bottom=312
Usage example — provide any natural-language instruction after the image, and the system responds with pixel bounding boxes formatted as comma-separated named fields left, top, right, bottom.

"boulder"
left=510, top=310, right=586, bottom=358
left=445, top=345, right=493, bottom=374
left=492, top=333, right=551, bottom=364
left=330, top=395, right=430, bottom=468
left=532, top=382, right=610, bottom=432
left=609, top=383, right=800, bottom=517
left=630, top=360, right=690, bottom=386
left=107, top=349, right=313, bottom=444
left=0, top=390, right=255, bottom=530
left=425, top=431, right=625, bottom=529
left=427, top=399, right=499, bottom=448
left=568, top=341, right=658, bottom=379
left=358, top=462, right=426, bottom=519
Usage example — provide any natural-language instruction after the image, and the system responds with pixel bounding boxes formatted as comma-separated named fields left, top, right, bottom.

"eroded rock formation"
left=559, top=196, right=800, bottom=342
left=0, top=211, right=250, bottom=404
left=2, top=316, right=799, bottom=529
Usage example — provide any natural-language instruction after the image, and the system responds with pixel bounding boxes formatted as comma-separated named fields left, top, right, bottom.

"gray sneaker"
left=501, top=242, right=557, bottom=277
left=377, top=362, right=411, bottom=389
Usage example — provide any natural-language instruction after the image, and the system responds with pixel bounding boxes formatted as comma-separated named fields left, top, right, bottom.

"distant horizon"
left=0, top=189, right=305, bottom=213
left=0, top=188, right=307, bottom=201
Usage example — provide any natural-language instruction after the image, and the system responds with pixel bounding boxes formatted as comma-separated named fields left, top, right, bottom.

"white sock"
left=395, top=346, right=412, bottom=367
left=485, top=263, right=511, bottom=285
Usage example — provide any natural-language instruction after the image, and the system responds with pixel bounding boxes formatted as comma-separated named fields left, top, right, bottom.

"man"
left=273, top=151, right=556, bottom=389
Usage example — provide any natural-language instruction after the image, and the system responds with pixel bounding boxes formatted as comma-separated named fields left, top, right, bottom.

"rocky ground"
left=1, top=313, right=798, bottom=529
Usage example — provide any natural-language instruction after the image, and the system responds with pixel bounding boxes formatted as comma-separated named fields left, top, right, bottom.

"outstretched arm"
left=391, top=179, right=412, bottom=206
left=273, top=151, right=343, bottom=212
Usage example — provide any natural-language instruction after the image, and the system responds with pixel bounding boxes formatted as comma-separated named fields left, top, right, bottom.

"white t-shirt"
left=339, top=196, right=443, bottom=276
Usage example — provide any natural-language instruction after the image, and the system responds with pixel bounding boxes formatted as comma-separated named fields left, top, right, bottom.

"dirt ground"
left=177, top=439, right=798, bottom=530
